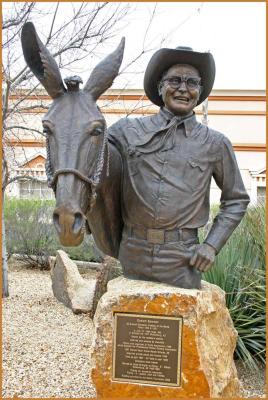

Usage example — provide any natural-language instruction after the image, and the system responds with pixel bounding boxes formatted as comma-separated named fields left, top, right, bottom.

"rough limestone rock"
left=90, top=276, right=241, bottom=398
left=48, top=255, right=101, bottom=274
left=50, top=250, right=96, bottom=314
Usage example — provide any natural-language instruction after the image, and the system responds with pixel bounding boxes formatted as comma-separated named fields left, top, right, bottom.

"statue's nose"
left=53, top=206, right=84, bottom=236
left=178, top=81, right=187, bottom=91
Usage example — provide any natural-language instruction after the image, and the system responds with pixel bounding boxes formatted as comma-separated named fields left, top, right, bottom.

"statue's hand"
left=189, top=243, right=216, bottom=272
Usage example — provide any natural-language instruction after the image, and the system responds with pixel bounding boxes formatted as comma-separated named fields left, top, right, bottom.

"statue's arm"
left=203, top=136, right=250, bottom=253
left=190, top=136, right=250, bottom=272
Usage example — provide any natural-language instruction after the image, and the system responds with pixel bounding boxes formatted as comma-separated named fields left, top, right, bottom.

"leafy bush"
left=201, top=202, right=266, bottom=370
left=4, top=198, right=103, bottom=269
left=4, top=198, right=56, bottom=269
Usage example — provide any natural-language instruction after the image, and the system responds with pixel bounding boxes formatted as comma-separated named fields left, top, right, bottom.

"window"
left=19, top=180, right=54, bottom=200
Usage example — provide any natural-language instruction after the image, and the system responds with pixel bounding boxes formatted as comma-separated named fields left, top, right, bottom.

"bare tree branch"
left=2, top=1, right=134, bottom=178
left=5, top=85, right=44, bottom=118
left=2, top=80, right=11, bottom=122
left=2, top=3, right=35, bottom=30
left=2, top=3, right=36, bottom=49
left=5, top=125, right=45, bottom=136
left=46, top=2, right=59, bottom=45
left=142, top=3, right=157, bottom=50
left=2, top=150, right=9, bottom=191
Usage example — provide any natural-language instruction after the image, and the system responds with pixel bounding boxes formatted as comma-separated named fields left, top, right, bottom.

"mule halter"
left=48, top=168, right=95, bottom=188
left=45, top=124, right=110, bottom=206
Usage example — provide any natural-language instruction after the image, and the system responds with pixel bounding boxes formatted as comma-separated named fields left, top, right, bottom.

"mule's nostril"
left=53, top=212, right=61, bottom=234
left=72, top=212, right=84, bottom=234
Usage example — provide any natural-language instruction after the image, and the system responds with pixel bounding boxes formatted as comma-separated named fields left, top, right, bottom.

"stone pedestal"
left=90, top=277, right=241, bottom=398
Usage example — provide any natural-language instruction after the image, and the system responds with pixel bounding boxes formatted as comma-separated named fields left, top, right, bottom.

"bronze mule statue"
left=21, top=22, right=124, bottom=257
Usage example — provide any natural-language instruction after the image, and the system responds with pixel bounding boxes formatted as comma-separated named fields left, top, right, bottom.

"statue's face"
left=159, top=64, right=201, bottom=116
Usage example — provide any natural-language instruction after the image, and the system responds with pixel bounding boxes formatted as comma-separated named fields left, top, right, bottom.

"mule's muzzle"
left=53, top=206, right=85, bottom=246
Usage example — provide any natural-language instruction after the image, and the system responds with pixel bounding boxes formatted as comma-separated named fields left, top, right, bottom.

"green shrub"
left=4, top=198, right=103, bottom=268
left=4, top=198, right=56, bottom=269
left=202, top=203, right=266, bottom=370
left=60, top=236, right=103, bottom=263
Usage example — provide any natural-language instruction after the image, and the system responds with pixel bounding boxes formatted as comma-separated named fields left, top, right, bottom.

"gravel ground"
left=2, top=265, right=266, bottom=398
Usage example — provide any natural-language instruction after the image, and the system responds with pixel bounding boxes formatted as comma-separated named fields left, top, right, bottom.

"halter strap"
left=48, top=168, right=93, bottom=188
left=46, top=124, right=109, bottom=205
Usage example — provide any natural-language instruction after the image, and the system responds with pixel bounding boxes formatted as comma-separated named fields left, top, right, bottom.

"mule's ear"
left=84, top=37, right=125, bottom=100
left=21, top=22, right=65, bottom=98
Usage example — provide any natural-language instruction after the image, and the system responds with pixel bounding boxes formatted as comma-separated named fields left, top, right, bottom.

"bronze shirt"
left=108, top=107, right=250, bottom=254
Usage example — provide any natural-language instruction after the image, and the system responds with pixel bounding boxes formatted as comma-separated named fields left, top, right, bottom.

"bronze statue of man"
left=108, top=46, right=250, bottom=289
left=20, top=23, right=250, bottom=290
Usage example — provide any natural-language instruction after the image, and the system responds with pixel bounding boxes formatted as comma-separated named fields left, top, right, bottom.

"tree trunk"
left=2, top=197, right=9, bottom=298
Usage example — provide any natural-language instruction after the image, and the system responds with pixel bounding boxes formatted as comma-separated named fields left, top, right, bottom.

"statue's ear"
left=84, top=38, right=125, bottom=100
left=21, top=22, right=65, bottom=99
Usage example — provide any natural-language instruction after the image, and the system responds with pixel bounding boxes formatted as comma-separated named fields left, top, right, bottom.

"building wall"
left=6, top=89, right=266, bottom=204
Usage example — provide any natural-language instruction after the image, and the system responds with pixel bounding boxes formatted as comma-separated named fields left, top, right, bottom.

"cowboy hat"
left=143, top=46, right=215, bottom=107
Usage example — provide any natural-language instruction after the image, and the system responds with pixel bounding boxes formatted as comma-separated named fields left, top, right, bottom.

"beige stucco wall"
left=204, top=114, right=265, bottom=144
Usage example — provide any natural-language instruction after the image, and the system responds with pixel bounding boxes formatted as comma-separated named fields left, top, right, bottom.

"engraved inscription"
left=112, top=313, right=183, bottom=386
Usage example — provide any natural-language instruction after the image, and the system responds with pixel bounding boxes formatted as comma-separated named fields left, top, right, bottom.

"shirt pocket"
left=183, top=157, right=208, bottom=191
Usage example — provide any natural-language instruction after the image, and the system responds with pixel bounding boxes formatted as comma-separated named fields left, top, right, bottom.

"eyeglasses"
left=162, top=75, right=201, bottom=90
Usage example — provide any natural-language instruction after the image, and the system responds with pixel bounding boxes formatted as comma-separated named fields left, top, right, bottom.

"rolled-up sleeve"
left=204, top=136, right=250, bottom=253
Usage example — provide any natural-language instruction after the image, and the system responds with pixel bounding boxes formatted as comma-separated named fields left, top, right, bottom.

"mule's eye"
left=43, top=126, right=52, bottom=135
left=91, top=127, right=103, bottom=136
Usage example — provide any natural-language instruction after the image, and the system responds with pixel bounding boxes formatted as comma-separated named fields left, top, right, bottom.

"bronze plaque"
left=112, top=312, right=183, bottom=387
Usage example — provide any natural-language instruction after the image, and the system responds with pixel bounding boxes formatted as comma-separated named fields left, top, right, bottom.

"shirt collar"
left=157, top=107, right=198, bottom=137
